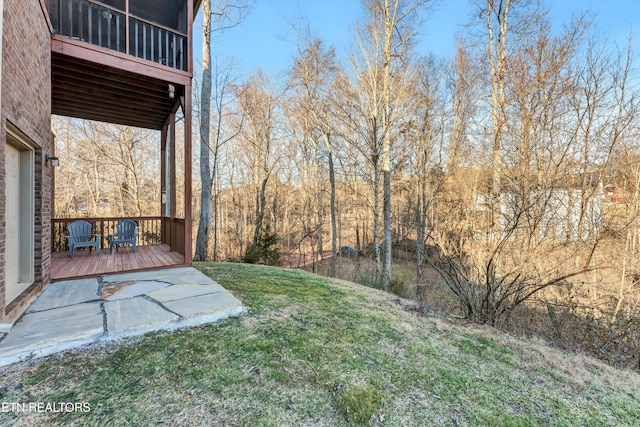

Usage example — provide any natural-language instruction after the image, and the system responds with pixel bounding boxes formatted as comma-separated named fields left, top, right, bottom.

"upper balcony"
left=49, top=0, right=189, bottom=72
left=48, top=0, right=197, bottom=129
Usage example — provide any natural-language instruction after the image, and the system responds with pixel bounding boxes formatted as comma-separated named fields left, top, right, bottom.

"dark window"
left=129, top=0, right=187, bottom=34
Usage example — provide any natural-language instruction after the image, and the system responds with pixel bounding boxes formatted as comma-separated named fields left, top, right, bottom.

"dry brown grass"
left=307, top=247, right=640, bottom=373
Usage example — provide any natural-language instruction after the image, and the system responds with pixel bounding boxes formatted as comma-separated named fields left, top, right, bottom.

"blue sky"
left=193, top=0, right=639, bottom=78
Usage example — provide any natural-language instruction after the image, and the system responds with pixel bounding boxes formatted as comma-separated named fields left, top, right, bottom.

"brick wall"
left=0, top=0, right=52, bottom=324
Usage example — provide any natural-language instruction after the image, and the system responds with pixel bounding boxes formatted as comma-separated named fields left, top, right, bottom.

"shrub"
left=243, top=224, right=281, bottom=266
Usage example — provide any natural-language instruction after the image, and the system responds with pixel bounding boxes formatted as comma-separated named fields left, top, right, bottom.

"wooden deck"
left=50, top=244, right=185, bottom=281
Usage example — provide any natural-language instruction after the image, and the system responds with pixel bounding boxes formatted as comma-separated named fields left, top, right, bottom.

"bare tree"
left=346, top=0, right=430, bottom=290
left=446, top=40, right=479, bottom=174
left=408, top=56, right=445, bottom=284
left=341, top=46, right=384, bottom=286
left=483, top=0, right=513, bottom=237
left=427, top=5, right=636, bottom=326
left=195, top=0, right=252, bottom=261
left=289, top=34, right=340, bottom=276
left=234, top=69, right=283, bottom=256
left=362, top=0, right=431, bottom=290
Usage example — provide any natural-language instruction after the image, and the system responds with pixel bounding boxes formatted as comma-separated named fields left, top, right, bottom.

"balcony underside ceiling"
left=52, top=52, right=179, bottom=130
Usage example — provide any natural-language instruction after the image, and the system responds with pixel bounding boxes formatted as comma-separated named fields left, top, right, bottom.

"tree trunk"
left=328, top=147, right=337, bottom=278
left=373, top=160, right=381, bottom=288
left=252, top=177, right=269, bottom=248
left=382, top=170, right=392, bottom=292
left=487, top=0, right=510, bottom=238
left=213, top=184, right=219, bottom=261
left=380, top=0, right=396, bottom=293
left=416, top=160, right=427, bottom=284
left=194, top=0, right=213, bottom=261
left=316, top=175, right=323, bottom=261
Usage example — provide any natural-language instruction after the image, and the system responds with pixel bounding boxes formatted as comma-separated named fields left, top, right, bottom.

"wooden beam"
left=53, top=57, right=174, bottom=95
left=51, top=70, right=170, bottom=103
left=52, top=93, right=171, bottom=118
left=52, top=84, right=172, bottom=114
left=170, top=111, right=177, bottom=223
left=52, top=106, right=164, bottom=129
left=52, top=36, right=192, bottom=85
left=51, top=100, right=161, bottom=120
left=161, top=120, right=167, bottom=228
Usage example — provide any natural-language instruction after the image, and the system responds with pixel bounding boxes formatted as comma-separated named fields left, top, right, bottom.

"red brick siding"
left=0, top=0, right=52, bottom=324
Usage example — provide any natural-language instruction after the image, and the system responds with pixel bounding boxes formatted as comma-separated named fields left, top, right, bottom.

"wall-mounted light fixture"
left=45, top=154, right=60, bottom=167
left=168, top=84, right=175, bottom=99
left=161, top=190, right=167, bottom=205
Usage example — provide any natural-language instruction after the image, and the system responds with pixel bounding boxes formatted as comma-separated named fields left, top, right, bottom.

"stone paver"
left=104, top=280, right=171, bottom=300
left=146, top=283, right=225, bottom=302
left=163, top=291, right=242, bottom=318
left=104, top=297, right=179, bottom=334
left=168, top=272, right=219, bottom=286
left=0, top=303, right=103, bottom=358
left=27, top=278, right=100, bottom=312
left=0, top=267, right=245, bottom=367
left=101, top=267, right=195, bottom=283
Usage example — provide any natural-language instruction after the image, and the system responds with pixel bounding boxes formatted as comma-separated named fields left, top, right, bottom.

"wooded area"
left=53, top=0, right=640, bottom=370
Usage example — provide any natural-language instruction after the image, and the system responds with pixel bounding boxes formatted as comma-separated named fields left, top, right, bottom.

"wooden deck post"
left=160, top=118, right=168, bottom=245
left=184, top=83, right=192, bottom=265
left=183, top=0, right=194, bottom=265
left=169, top=110, right=177, bottom=251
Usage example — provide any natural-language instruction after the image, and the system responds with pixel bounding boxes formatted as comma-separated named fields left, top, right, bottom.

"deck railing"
left=49, top=0, right=188, bottom=71
left=52, top=216, right=163, bottom=252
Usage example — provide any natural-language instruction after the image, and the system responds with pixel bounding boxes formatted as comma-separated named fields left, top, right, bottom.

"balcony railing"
left=49, top=0, right=187, bottom=71
left=52, top=216, right=163, bottom=252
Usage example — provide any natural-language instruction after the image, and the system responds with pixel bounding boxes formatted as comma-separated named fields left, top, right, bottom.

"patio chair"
left=109, top=219, right=138, bottom=254
left=65, top=220, right=101, bottom=257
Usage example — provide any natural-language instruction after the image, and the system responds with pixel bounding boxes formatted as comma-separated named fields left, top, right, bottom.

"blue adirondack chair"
left=65, top=220, right=101, bottom=257
left=109, top=219, right=138, bottom=254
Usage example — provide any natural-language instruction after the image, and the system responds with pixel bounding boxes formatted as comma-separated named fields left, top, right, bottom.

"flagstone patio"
left=0, top=267, right=245, bottom=367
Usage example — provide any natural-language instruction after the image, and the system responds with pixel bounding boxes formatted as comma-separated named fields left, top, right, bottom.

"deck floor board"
left=50, top=244, right=185, bottom=280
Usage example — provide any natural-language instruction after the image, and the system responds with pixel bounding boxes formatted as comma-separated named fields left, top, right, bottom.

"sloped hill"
left=2, top=263, right=639, bottom=426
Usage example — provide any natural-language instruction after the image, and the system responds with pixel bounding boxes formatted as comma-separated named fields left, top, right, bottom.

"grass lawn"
left=1, top=262, right=639, bottom=426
